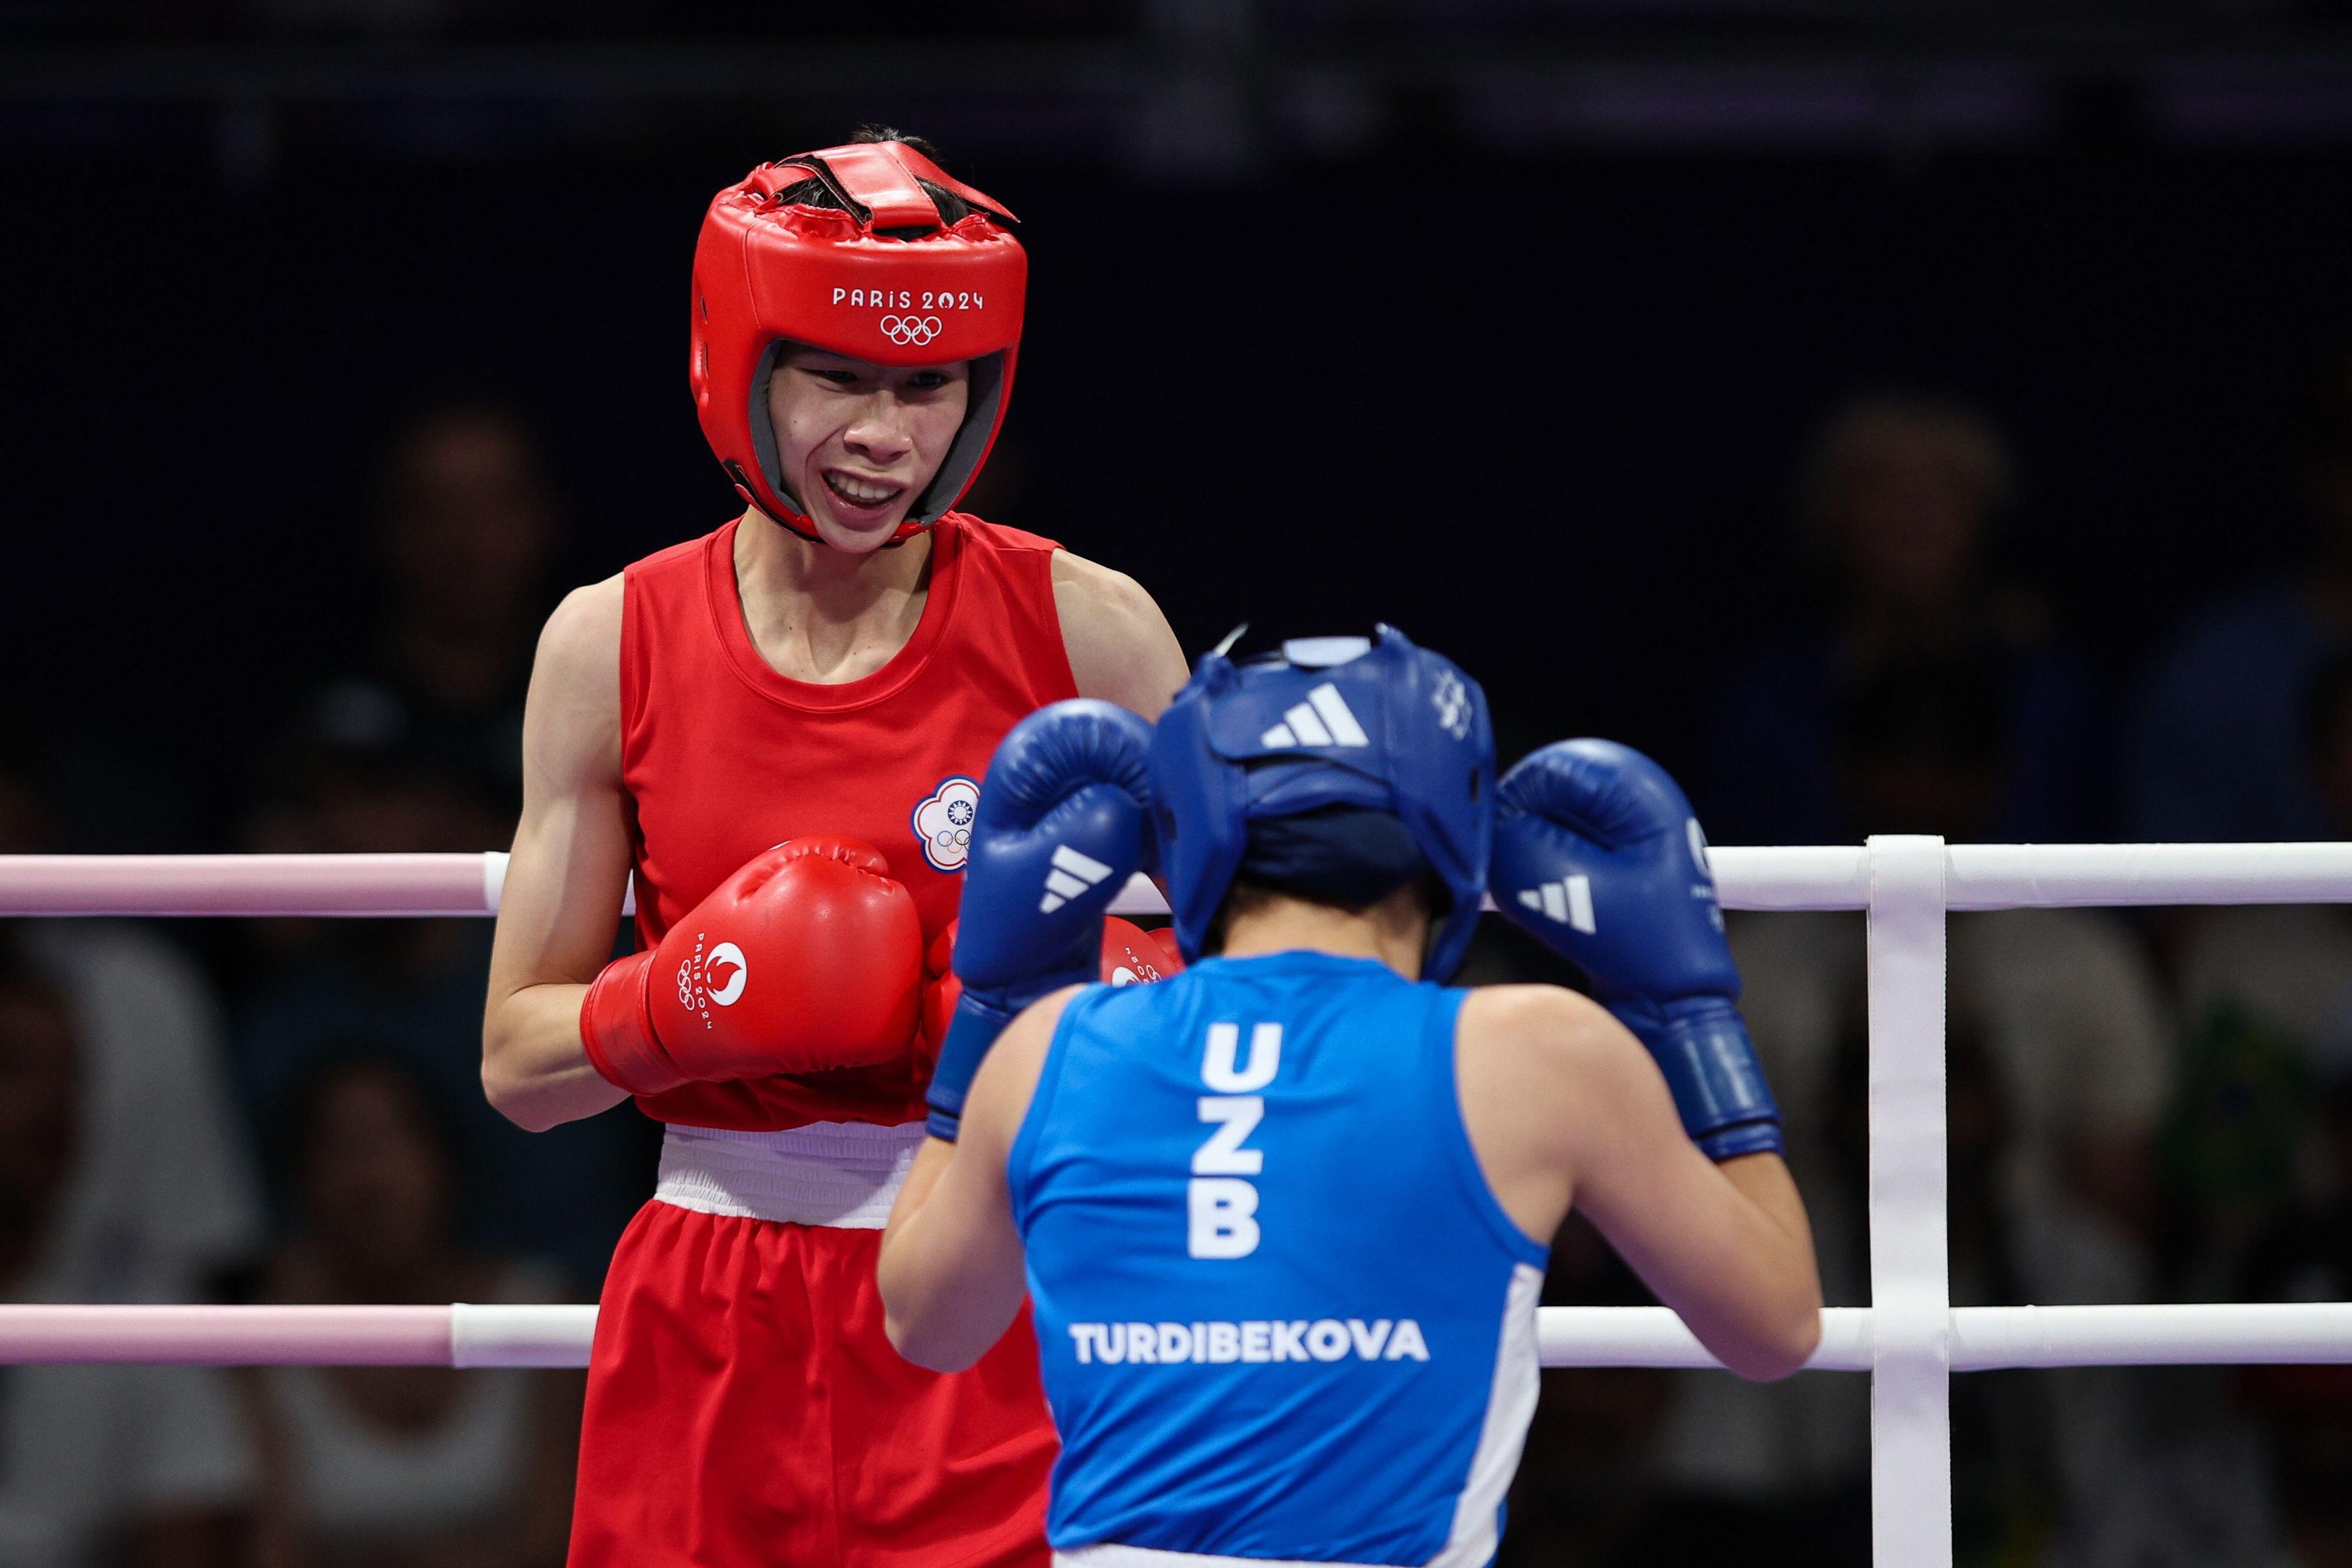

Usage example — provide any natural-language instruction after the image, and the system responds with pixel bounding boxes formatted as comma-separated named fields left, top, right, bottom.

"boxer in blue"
left=880, top=628, right=1822, bottom=1568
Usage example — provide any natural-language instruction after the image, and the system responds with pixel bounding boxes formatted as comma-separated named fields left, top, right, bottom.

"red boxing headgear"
left=690, top=141, right=1026, bottom=544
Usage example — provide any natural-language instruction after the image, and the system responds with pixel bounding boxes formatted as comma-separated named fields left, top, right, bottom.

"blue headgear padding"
left=1149, top=625, right=1495, bottom=980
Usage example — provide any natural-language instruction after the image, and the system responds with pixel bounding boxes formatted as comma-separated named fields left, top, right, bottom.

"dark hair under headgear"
left=1236, top=806, right=1434, bottom=912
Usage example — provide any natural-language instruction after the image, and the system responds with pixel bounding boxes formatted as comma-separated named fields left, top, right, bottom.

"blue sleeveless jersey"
left=1006, top=951, right=1549, bottom=1567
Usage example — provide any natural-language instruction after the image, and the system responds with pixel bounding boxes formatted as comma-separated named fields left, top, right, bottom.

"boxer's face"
left=765, top=347, right=971, bottom=552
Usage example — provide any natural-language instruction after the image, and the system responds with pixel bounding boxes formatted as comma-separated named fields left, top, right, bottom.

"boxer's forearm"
left=482, top=983, right=630, bottom=1131
left=879, top=1140, right=1025, bottom=1371
left=1537, top=1016, right=1821, bottom=1382
left=483, top=782, right=633, bottom=1130
left=486, top=579, right=635, bottom=1131
left=1704, top=1152, right=1823, bottom=1371
left=886, top=1136, right=954, bottom=1227
left=1717, top=1150, right=1815, bottom=1260
left=881, top=1016, right=1056, bottom=1371
left=1593, top=1144, right=1822, bottom=1382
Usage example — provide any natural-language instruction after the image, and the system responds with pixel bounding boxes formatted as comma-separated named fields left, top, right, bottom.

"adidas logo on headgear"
left=1040, top=843, right=1114, bottom=913
left=1259, top=683, right=1370, bottom=750
left=1516, top=876, right=1596, bottom=934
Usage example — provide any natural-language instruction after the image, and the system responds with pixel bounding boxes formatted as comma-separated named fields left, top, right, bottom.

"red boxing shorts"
left=568, top=1123, right=1054, bottom=1568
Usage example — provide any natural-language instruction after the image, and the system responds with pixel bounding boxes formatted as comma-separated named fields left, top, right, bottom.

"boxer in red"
left=479, top=130, right=1189, bottom=1567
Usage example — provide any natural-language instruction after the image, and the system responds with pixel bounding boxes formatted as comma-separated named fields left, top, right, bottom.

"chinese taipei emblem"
left=911, top=777, right=981, bottom=873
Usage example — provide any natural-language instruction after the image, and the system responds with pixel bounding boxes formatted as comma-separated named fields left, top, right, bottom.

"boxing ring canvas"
left=6, top=838, right=2352, bottom=1567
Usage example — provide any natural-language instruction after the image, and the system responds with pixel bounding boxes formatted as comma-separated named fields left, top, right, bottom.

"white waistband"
left=1058, top=1548, right=1405, bottom=1568
left=653, top=1120, right=927, bottom=1229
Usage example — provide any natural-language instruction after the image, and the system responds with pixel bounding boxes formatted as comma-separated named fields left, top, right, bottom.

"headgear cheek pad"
left=1148, top=626, right=1496, bottom=981
left=690, top=141, right=1027, bottom=545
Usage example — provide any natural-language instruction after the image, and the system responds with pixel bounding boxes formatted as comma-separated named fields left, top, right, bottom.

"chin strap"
left=732, top=471, right=932, bottom=548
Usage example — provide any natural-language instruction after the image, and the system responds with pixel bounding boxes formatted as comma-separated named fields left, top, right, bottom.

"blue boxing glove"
left=925, top=699, right=1154, bottom=1141
left=1491, top=739, right=1783, bottom=1161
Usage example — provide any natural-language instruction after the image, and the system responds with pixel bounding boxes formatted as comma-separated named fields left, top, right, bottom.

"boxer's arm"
left=481, top=577, right=635, bottom=1132
left=1457, top=984, right=1822, bottom=1382
left=880, top=987, right=1075, bottom=1373
left=1053, top=551, right=1188, bottom=720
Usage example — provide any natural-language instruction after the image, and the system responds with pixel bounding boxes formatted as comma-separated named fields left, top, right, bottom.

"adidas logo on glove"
left=1041, top=843, right=1115, bottom=913
left=1259, top=683, right=1370, bottom=750
left=1516, top=876, right=1596, bottom=935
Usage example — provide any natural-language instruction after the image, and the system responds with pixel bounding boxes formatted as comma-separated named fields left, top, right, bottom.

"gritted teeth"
left=823, top=470, right=906, bottom=507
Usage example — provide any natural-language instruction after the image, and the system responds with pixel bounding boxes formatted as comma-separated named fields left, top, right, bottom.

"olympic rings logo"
left=674, top=936, right=748, bottom=1018
left=1431, top=670, right=1474, bottom=740
left=880, top=314, right=944, bottom=346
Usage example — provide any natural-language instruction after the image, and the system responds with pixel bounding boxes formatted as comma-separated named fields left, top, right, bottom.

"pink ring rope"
left=0, top=1306, right=453, bottom=1365
left=0, top=854, right=500, bottom=917
left=5, top=1304, right=2352, bottom=1370
left=0, top=1305, right=600, bottom=1367
left=6, top=843, right=2352, bottom=1371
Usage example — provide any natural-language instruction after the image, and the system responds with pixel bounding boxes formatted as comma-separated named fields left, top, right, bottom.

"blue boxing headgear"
left=1150, top=625, right=1495, bottom=981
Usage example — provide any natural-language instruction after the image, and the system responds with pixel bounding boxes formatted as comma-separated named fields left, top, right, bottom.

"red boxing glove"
left=1141, top=924, right=1185, bottom=982
left=918, top=922, right=961, bottom=1075
left=914, top=916, right=1183, bottom=1072
left=1102, top=917, right=1184, bottom=985
left=581, top=837, right=925, bottom=1096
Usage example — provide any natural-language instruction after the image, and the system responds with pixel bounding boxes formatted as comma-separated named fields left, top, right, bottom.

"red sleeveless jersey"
left=618, top=512, right=1079, bottom=1131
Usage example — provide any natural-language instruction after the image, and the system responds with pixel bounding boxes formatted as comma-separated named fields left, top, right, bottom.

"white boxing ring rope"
left=10, top=838, right=2352, bottom=1568
left=11, top=1301, right=2352, bottom=1374
left=5, top=839, right=2350, bottom=917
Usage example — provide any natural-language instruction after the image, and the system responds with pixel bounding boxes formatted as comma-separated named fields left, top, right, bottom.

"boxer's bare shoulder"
left=523, top=574, right=624, bottom=788
left=535, top=574, right=622, bottom=692
left=1460, top=983, right=1649, bottom=1094
left=1456, top=984, right=1652, bottom=1241
left=1050, top=551, right=1187, bottom=718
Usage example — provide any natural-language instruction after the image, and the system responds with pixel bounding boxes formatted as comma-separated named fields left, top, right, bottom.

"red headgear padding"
left=690, top=142, right=1026, bottom=544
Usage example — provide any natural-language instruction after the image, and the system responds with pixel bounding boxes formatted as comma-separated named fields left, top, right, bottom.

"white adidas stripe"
left=1306, top=683, right=1370, bottom=745
left=1257, top=683, right=1369, bottom=750
left=1514, top=875, right=1595, bottom=934
left=1040, top=843, right=1114, bottom=913
left=1283, top=700, right=1334, bottom=747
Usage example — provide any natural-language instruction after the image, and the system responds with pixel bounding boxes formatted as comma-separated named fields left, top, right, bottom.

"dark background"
left=7, top=6, right=2352, bottom=841
left=10, top=5, right=2352, bottom=1566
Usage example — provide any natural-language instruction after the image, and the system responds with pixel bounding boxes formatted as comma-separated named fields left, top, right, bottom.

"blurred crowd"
left=15, top=0, right=2346, bottom=42
left=6, top=352, right=2352, bottom=1565
left=0, top=404, right=622, bottom=1568
left=1488, top=346, right=2352, bottom=1568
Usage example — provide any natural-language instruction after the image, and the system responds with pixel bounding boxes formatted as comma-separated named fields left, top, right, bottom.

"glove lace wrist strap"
left=925, top=991, right=1021, bottom=1142
left=580, top=951, right=682, bottom=1097
left=1619, top=999, right=1785, bottom=1161
left=1697, top=1119, right=1786, bottom=1161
